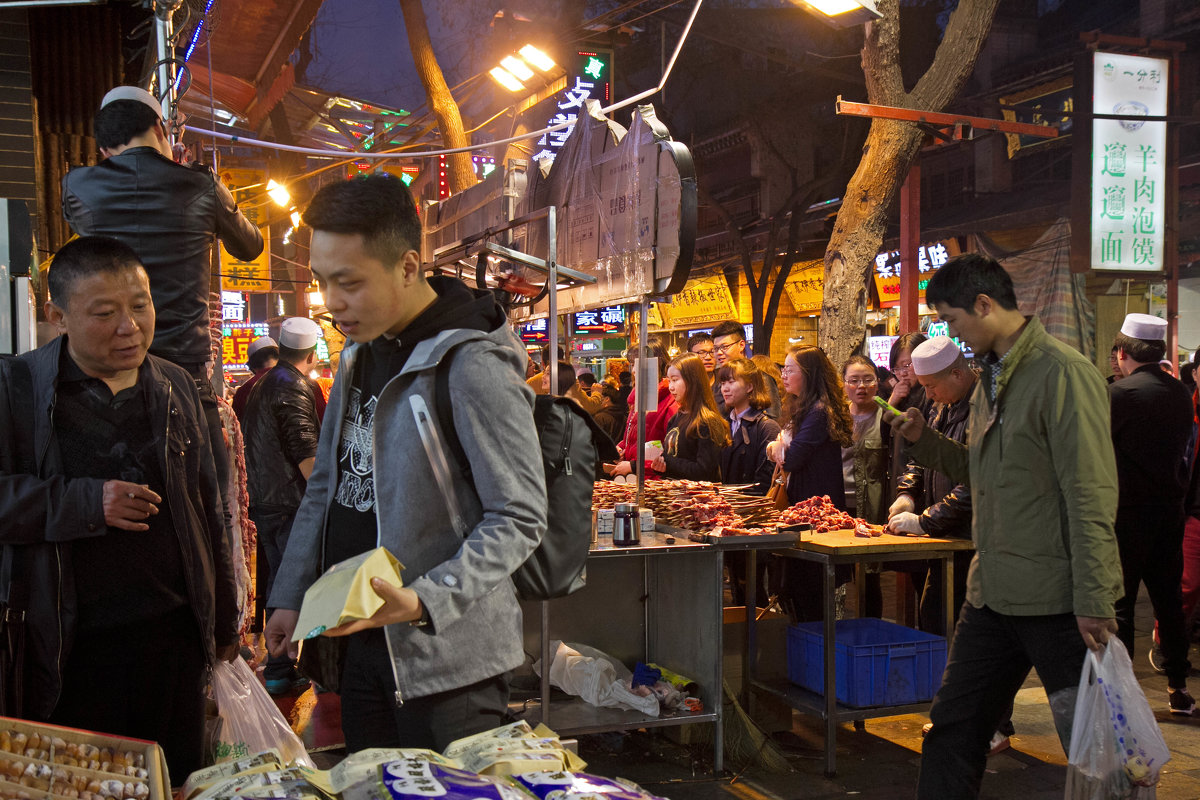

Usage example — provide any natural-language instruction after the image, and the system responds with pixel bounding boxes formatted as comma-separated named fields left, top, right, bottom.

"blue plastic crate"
left=786, top=618, right=947, bottom=707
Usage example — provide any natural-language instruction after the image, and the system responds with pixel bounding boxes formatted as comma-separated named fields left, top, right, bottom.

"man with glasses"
left=687, top=332, right=720, bottom=412
left=711, top=320, right=781, bottom=418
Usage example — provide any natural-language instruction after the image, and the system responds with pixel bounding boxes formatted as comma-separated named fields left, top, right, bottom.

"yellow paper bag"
left=292, top=547, right=404, bottom=641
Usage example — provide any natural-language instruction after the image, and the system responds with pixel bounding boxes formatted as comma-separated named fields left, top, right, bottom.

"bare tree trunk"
left=399, top=0, right=475, bottom=193
left=819, top=0, right=1002, bottom=364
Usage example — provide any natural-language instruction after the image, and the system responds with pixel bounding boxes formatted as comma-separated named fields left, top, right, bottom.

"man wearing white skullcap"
left=890, top=338, right=1016, bottom=752
left=242, top=318, right=325, bottom=695
left=889, top=254, right=1122, bottom=797
left=1108, top=313, right=1196, bottom=713
left=62, top=85, right=265, bottom=536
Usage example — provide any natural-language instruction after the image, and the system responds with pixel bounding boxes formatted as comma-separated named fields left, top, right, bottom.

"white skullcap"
left=279, top=318, right=322, bottom=350
left=100, top=86, right=163, bottom=117
left=247, top=336, right=278, bottom=358
left=911, top=336, right=962, bottom=376
left=1119, top=312, right=1167, bottom=342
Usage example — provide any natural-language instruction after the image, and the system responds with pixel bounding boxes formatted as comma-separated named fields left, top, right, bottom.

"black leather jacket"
left=243, top=362, right=321, bottom=512
left=0, top=338, right=237, bottom=719
left=895, top=390, right=973, bottom=538
left=62, top=148, right=264, bottom=364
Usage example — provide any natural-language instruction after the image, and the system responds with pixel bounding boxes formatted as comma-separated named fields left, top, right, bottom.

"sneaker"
left=265, top=673, right=310, bottom=696
left=987, top=731, right=1011, bottom=756
left=1149, top=642, right=1167, bottom=675
left=1169, top=689, right=1195, bottom=716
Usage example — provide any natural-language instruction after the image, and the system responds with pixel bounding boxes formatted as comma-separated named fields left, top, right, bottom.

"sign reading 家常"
left=572, top=305, right=625, bottom=336
left=1091, top=52, right=1168, bottom=272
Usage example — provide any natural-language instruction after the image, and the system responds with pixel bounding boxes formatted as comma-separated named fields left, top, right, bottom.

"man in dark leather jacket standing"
left=61, top=85, right=264, bottom=522
left=243, top=317, right=322, bottom=694
left=0, top=237, right=238, bottom=780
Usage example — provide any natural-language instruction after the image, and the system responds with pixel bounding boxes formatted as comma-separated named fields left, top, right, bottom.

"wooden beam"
left=836, top=96, right=1059, bottom=139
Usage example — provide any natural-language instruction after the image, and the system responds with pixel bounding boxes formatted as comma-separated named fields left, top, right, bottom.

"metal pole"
left=548, top=207, right=559, bottom=398
left=636, top=299, right=649, bottom=507
left=899, top=161, right=921, bottom=333
left=153, top=0, right=180, bottom=144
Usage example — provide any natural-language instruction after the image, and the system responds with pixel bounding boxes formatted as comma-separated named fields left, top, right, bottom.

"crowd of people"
left=3, top=82, right=1200, bottom=800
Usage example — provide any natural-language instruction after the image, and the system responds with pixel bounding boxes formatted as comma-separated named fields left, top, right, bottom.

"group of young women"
left=603, top=335, right=934, bottom=618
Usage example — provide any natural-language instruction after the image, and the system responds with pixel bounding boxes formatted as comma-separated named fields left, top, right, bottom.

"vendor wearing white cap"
left=232, top=336, right=279, bottom=423
left=62, top=85, right=265, bottom=532
left=1108, top=312, right=1196, bottom=714
left=242, top=317, right=325, bottom=694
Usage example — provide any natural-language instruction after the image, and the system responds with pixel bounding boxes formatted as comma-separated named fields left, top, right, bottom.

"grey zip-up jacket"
left=268, top=322, right=547, bottom=701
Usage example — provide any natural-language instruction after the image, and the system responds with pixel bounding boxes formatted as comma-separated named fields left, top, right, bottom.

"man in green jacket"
left=890, top=254, right=1122, bottom=799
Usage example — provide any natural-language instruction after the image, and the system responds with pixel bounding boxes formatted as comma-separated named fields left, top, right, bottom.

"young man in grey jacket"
left=264, top=174, right=546, bottom=751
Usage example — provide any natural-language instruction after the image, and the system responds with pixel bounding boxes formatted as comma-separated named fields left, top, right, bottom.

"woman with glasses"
left=766, top=345, right=854, bottom=620
left=842, top=355, right=892, bottom=524
left=649, top=354, right=730, bottom=481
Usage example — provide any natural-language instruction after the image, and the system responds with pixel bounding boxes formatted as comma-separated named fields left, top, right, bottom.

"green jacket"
left=909, top=317, right=1121, bottom=619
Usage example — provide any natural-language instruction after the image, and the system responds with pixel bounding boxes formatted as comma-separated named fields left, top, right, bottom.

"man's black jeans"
left=917, top=603, right=1087, bottom=799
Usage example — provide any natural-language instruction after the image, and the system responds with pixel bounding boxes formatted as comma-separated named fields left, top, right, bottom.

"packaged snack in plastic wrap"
left=441, top=723, right=584, bottom=776
left=194, top=767, right=323, bottom=800
left=182, top=752, right=286, bottom=799
left=511, top=771, right=667, bottom=800
left=342, top=758, right=528, bottom=800
left=297, top=749, right=457, bottom=796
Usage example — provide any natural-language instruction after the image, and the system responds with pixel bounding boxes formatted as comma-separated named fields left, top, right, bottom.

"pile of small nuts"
left=0, top=732, right=150, bottom=800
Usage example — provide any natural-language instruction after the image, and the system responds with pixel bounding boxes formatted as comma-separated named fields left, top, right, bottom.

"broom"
left=687, top=680, right=793, bottom=774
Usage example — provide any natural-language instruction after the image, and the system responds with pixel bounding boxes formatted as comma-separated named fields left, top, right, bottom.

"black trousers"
left=251, top=507, right=299, bottom=681
left=339, top=628, right=509, bottom=752
left=48, top=607, right=206, bottom=782
left=1114, top=502, right=1192, bottom=687
left=916, top=604, right=1084, bottom=799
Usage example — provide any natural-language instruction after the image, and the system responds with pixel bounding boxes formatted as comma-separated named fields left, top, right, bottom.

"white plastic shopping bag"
left=211, top=658, right=314, bottom=768
left=1065, top=637, right=1169, bottom=799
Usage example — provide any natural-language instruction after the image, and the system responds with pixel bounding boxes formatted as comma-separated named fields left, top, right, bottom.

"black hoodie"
left=325, top=277, right=508, bottom=567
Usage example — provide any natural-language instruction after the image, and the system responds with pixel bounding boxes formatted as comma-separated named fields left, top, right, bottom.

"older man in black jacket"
left=0, top=237, right=237, bottom=779
left=62, top=85, right=264, bottom=524
left=244, top=317, right=323, bottom=694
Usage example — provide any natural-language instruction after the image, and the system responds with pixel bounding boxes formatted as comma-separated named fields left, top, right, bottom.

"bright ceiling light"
left=290, top=210, right=302, bottom=228
left=518, top=44, right=556, bottom=72
left=793, top=0, right=883, bottom=27
left=489, top=66, right=524, bottom=92
left=266, top=179, right=290, bottom=207
left=501, top=56, right=534, bottom=81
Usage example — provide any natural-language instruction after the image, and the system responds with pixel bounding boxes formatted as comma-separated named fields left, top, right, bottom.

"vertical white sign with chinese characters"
left=1091, top=52, right=1168, bottom=272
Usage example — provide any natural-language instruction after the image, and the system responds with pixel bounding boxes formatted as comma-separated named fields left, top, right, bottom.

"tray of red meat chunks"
left=775, top=495, right=885, bottom=537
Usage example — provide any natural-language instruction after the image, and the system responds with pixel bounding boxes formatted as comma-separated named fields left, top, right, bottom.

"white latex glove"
left=888, top=494, right=916, bottom=518
left=887, top=512, right=924, bottom=535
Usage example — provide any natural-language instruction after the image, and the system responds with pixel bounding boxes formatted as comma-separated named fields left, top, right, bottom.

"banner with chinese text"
left=871, top=240, right=960, bottom=307
left=661, top=275, right=736, bottom=327
left=783, top=260, right=825, bottom=314
left=1091, top=52, right=1168, bottom=272
left=218, top=168, right=271, bottom=291
left=222, top=322, right=270, bottom=371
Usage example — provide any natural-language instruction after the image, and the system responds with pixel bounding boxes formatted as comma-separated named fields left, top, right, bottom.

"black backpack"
left=435, top=355, right=619, bottom=601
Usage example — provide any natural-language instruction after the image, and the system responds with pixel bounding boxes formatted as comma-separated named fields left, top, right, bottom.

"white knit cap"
left=100, top=86, right=163, bottom=117
left=279, top=318, right=322, bottom=349
left=247, top=336, right=278, bottom=358
left=911, top=336, right=962, bottom=376
left=1119, top=312, right=1167, bottom=342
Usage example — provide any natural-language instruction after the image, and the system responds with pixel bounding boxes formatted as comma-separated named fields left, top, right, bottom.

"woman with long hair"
left=610, top=340, right=678, bottom=479
left=766, top=345, right=853, bottom=622
left=766, top=345, right=853, bottom=507
left=650, top=354, right=730, bottom=481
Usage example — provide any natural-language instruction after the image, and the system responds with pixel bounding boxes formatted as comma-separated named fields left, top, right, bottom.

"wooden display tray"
left=0, top=718, right=169, bottom=800
left=798, top=528, right=975, bottom=554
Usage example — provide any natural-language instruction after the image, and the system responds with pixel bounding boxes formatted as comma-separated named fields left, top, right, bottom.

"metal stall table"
left=517, top=530, right=724, bottom=771
left=746, top=531, right=975, bottom=776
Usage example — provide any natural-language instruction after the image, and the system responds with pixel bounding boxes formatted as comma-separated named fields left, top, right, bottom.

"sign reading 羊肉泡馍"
left=1091, top=52, right=1168, bottom=272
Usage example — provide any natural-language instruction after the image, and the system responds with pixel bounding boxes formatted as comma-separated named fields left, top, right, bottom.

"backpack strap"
left=434, top=347, right=472, bottom=483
